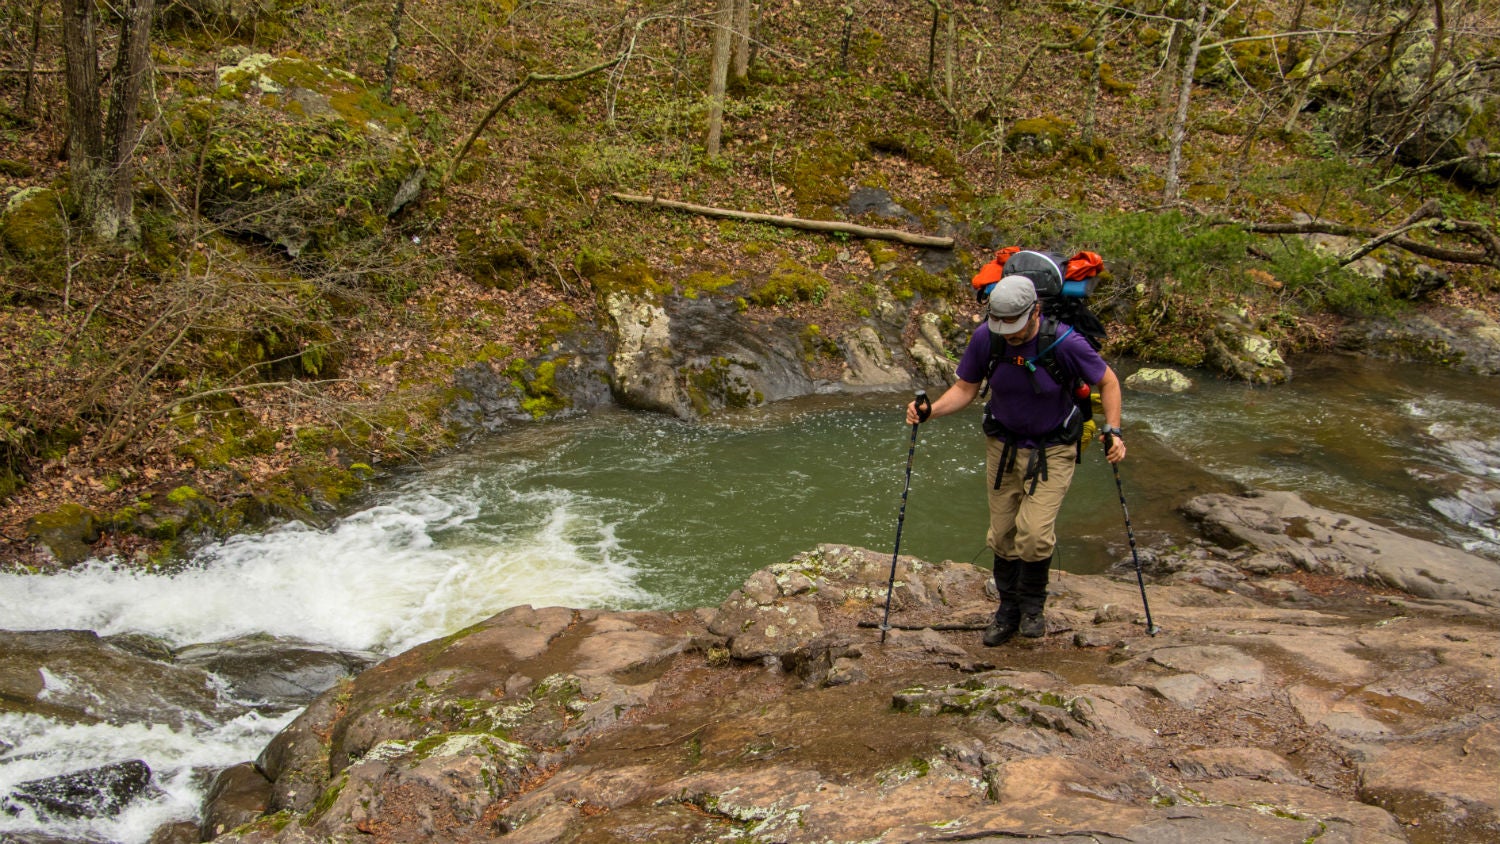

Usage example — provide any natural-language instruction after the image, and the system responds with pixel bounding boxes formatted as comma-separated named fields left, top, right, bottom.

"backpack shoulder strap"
left=980, top=328, right=1002, bottom=399
left=1028, top=317, right=1075, bottom=387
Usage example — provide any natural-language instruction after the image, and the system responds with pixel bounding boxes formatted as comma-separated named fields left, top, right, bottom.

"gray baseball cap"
left=987, top=276, right=1037, bottom=334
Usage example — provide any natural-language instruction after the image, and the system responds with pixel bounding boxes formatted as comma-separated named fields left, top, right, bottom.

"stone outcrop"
left=1181, top=488, right=1500, bottom=608
left=205, top=492, right=1500, bottom=844
left=604, top=291, right=815, bottom=418
left=0, top=630, right=247, bottom=728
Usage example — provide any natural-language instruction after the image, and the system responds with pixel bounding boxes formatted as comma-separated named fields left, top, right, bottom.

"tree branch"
left=608, top=193, right=955, bottom=247
left=1234, top=203, right=1500, bottom=270
left=442, top=53, right=628, bottom=191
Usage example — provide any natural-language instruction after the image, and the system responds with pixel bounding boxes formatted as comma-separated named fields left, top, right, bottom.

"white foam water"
left=0, top=485, right=652, bottom=844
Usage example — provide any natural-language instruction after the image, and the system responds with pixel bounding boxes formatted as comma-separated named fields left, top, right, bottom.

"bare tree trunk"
left=731, top=0, right=752, bottom=83
left=944, top=6, right=954, bottom=102
left=102, top=0, right=154, bottom=242
left=926, top=2, right=939, bottom=86
left=23, top=0, right=43, bottom=115
left=840, top=5, right=854, bottom=72
left=1164, top=1, right=1210, bottom=204
left=60, top=0, right=106, bottom=232
left=381, top=0, right=407, bottom=103
left=705, top=0, right=733, bottom=157
left=1083, top=45, right=1103, bottom=145
left=1155, top=20, right=1182, bottom=138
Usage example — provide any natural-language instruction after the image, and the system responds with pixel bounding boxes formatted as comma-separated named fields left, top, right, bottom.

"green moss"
left=1005, top=115, right=1073, bottom=157
left=683, top=271, right=736, bottom=299
left=307, top=770, right=348, bottom=822
left=166, top=485, right=204, bottom=505
left=27, top=502, right=98, bottom=534
left=865, top=131, right=962, bottom=178
left=683, top=356, right=762, bottom=414
left=511, top=358, right=570, bottom=419
left=583, top=257, right=670, bottom=300
left=747, top=259, right=829, bottom=306
left=0, top=188, right=66, bottom=263
left=457, top=226, right=533, bottom=290
left=889, top=265, right=950, bottom=301
left=789, top=133, right=863, bottom=212
left=800, top=325, right=840, bottom=360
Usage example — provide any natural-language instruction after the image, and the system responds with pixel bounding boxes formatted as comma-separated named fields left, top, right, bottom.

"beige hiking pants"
left=985, top=439, right=1078, bottom=563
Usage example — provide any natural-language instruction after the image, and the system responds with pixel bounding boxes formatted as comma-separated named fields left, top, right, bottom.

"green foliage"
left=1074, top=210, right=1253, bottom=293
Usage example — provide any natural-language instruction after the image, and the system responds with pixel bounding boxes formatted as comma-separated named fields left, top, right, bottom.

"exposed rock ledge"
left=213, top=491, right=1499, bottom=844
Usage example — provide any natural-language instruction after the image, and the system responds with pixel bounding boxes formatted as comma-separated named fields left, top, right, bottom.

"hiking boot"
left=983, top=615, right=1019, bottom=647
left=1019, top=612, right=1047, bottom=638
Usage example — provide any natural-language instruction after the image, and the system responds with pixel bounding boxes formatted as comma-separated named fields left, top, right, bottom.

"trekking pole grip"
left=915, top=389, right=931, bottom=423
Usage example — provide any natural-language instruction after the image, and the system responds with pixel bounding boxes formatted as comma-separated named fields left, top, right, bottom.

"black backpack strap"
left=979, top=329, right=1002, bottom=400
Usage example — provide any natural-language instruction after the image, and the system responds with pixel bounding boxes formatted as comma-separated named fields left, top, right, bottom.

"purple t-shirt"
left=955, top=323, right=1106, bottom=445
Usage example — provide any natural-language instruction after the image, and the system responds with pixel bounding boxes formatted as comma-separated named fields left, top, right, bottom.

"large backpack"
left=971, top=247, right=1106, bottom=350
left=970, top=247, right=1109, bottom=461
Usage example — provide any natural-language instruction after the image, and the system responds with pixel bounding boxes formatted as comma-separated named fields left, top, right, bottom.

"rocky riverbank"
left=38, top=490, right=1452, bottom=843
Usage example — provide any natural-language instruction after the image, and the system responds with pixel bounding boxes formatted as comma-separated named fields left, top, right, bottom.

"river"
left=1, top=354, right=1497, bottom=842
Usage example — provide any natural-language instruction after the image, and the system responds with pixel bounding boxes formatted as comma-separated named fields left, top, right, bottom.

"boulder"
left=23, top=503, right=100, bottom=566
left=604, top=291, right=813, bottom=418
left=1202, top=306, right=1290, bottom=384
left=1347, top=306, right=1500, bottom=376
left=1125, top=367, right=1193, bottom=393
left=1181, top=488, right=1500, bottom=607
left=0, top=629, right=245, bottom=727
left=193, top=55, right=422, bottom=258
left=198, top=762, right=273, bottom=840
left=174, top=634, right=379, bottom=711
left=3, top=759, right=153, bottom=820
left=213, top=536, right=1500, bottom=843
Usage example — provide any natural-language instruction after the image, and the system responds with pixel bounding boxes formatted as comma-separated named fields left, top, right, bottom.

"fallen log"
left=609, top=193, right=955, bottom=248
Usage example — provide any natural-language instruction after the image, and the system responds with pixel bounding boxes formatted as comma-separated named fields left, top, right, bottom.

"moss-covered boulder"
left=187, top=54, right=424, bottom=256
left=1004, top=116, right=1073, bottom=157
left=456, top=225, right=533, bottom=290
left=0, top=187, right=66, bottom=261
left=1202, top=306, right=1291, bottom=385
left=25, top=502, right=101, bottom=566
left=1356, top=37, right=1500, bottom=190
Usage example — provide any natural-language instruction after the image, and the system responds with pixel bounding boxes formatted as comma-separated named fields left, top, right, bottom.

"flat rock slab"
left=1182, top=489, right=1500, bottom=607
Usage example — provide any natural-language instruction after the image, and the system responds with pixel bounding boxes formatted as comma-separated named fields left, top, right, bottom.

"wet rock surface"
left=202, top=490, right=1499, bottom=844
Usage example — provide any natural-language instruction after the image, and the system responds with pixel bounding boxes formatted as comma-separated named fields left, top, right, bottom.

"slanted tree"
left=60, top=0, right=154, bottom=243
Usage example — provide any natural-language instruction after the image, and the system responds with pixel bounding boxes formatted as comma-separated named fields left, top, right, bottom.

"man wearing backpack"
left=905, top=274, right=1126, bottom=645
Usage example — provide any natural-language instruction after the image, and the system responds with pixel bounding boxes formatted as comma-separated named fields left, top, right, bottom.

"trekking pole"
left=880, top=390, right=931, bottom=644
left=1103, top=432, right=1160, bottom=636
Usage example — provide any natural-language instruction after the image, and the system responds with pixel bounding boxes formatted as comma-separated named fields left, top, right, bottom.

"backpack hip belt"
left=984, top=405, right=1084, bottom=495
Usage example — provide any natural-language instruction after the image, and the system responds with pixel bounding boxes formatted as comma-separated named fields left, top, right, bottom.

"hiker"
left=906, top=274, right=1125, bottom=645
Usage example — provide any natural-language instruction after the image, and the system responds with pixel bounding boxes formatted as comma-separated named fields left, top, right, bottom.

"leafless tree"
left=60, top=0, right=155, bottom=243
left=705, top=0, right=734, bottom=157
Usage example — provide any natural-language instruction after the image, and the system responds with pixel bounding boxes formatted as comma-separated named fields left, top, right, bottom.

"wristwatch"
left=1100, top=425, right=1123, bottom=437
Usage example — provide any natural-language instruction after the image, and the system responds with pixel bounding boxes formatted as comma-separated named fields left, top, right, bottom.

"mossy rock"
left=747, top=259, right=829, bottom=306
left=1, top=188, right=66, bottom=261
left=26, top=503, right=101, bottom=566
left=457, top=226, right=534, bottom=291
left=789, top=133, right=864, bottom=213
left=506, top=357, right=571, bottom=419
left=0, top=160, right=35, bottom=178
left=188, top=55, right=423, bottom=256
left=1004, top=116, right=1073, bottom=158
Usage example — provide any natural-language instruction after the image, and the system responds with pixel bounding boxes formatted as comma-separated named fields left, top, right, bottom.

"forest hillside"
left=2, top=0, right=1498, bottom=567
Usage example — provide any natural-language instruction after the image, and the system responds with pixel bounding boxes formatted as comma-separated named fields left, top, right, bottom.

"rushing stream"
left=2, top=354, right=1498, bottom=842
